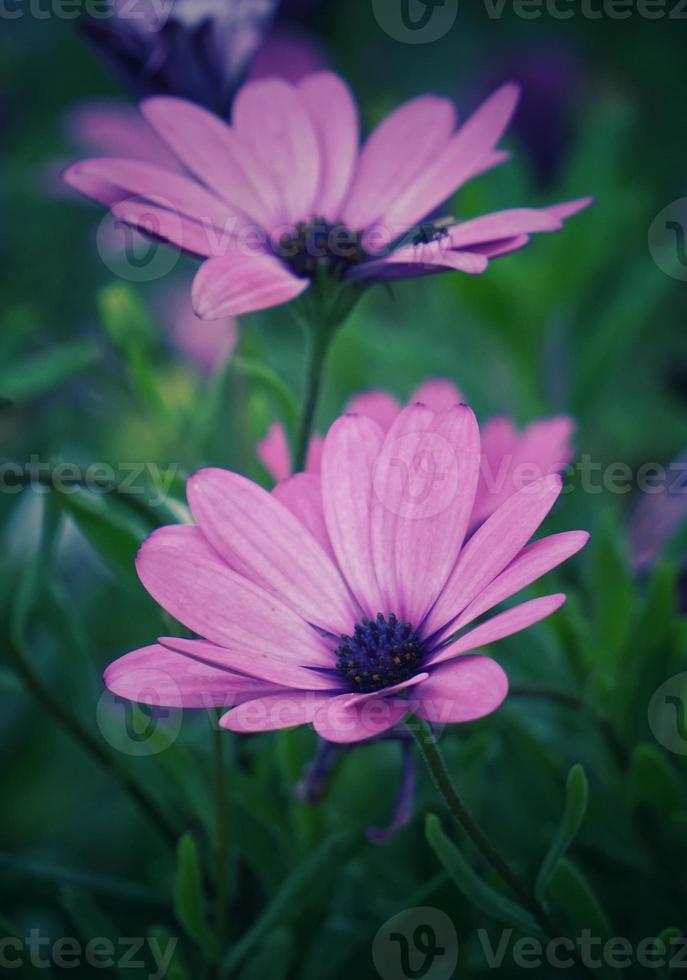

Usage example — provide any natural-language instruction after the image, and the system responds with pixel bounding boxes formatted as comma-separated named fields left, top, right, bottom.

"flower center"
left=276, top=217, right=366, bottom=279
left=336, top=613, right=425, bottom=693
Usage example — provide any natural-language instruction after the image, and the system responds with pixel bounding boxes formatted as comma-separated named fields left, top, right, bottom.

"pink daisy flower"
left=65, top=72, right=592, bottom=320
left=104, top=401, right=588, bottom=744
left=259, top=377, right=575, bottom=528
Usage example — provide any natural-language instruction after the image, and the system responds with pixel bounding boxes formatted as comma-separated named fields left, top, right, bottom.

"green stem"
left=213, top=722, right=230, bottom=943
left=407, top=718, right=555, bottom=935
left=293, top=324, right=332, bottom=473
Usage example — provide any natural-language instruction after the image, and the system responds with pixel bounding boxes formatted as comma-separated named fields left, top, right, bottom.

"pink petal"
left=187, top=468, right=357, bottom=635
left=410, top=655, right=508, bottom=723
left=258, top=421, right=293, bottom=482
left=429, top=594, right=566, bottom=666
left=451, top=531, right=589, bottom=634
left=423, top=474, right=563, bottom=638
left=349, top=244, right=488, bottom=282
left=345, top=390, right=402, bottom=432
left=321, top=414, right=386, bottom=616
left=471, top=234, right=530, bottom=259
left=410, top=379, right=464, bottom=411
left=104, top=643, right=279, bottom=708
left=136, top=525, right=335, bottom=677
left=220, top=691, right=334, bottom=733
left=305, top=434, right=324, bottom=474
left=313, top=693, right=408, bottom=744
left=232, top=77, right=321, bottom=228
left=298, top=72, right=358, bottom=222
left=141, top=96, right=277, bottom=228
left=447, top=207, right=562, bottom=249
left=472, top=415, right=574, bottom=525
left=159, top=635, right=337, bottom=691
left=342, top=95, right=457, bottom=233
left=111, top=199, right=216, bottom=257
left=66, top=102, right=182, bottom=170
left=272, top=473, right=335, bottom=562
left=546, top=197, right=594, bottom=221
left=370, top=404, right=481, bottom=624
left=192, top=252, right=309, bottom=319
left=378, top=83, right=520, bottom=244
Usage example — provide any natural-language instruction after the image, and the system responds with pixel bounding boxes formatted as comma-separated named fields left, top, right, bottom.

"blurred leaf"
left=239, top=929, right=292, bottom=980
left=97, top=282, right=157, bottom=353
left=589, top=513, right=632, bottom=669
left=149, top=927, right=189, bottom=980
left=232, top=355, right=298, bottom=433
left=425, top=814, right=541, bottom=936
left=548, top=858, right=612, bottom=939
left=174, top=834, right=216, bottom=961
left=628, top=744, right=683, bottom=812
left=536, top=765, right=589, bottom=900
left=221, top=831, right=352, bottom=977
left=0, top=341, right=96, bottom=401
left=59, top=487, right=149, bottom=587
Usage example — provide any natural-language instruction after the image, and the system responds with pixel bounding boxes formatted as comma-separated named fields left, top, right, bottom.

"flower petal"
left=141, top=96, right=276, bottom=227
left=423, top=474, right=563, bottom=638
left=220, top=691, right=334, bottom=733
left=410, top=379, right=464, bottom=412
left=298, top=72, right=358, bottom=222
left=451, top=531, right=589, bottom=633
left=104, top=643, right=279, bottom=708
left=345, top=390, right=402, bottom=432
left=192, top=252, right=308, bottom=319
left=111, top=199, right=215, bottom=257
left=66, top=102, right=182, bottom=169
left=349, top=244, right=488, bottom=282
left=447, top=207, right=562, bottom=249
left=429, top=594, right=566, bottom=666
left=232, top=77, right=321, bottom=228
left=370, top=404, right=481, bottom=624
left=378, top=83, right=520, bottom=244
left=411, top=654, right=508, bottom=722
left=136, top=525, right=335, bottom=677
left=546, top=197, right=594, bottom=221
left=272, top=473, right=335, bottom=562
left=313, top=693, right=408, bottom=744
left=321, top=414, right=386, bottom=616
left=187, top=467, right=357, bottom=635
left=342, top=95, right=456, bottom=233
left=258, top=421, right=292, bottom=482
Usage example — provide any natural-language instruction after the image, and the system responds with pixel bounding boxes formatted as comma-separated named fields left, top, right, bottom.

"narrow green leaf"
left=425, top=814, right=541, bottom=936
left=221, top=831, right=352, bottom=977
left=174, top=834, right=216, bottom=961
left=59, top=487, right=149, bottom=587
left=0, top=341, right=96, bottom=401
left=629, top=744, right=683, bottom=811
left=548, top=858, right=612, bottom=939
left=536, top=764, right=589, bottom=899
left=231, top=355, right=298, bottom=433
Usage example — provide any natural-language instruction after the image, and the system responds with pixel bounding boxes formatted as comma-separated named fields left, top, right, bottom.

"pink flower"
left=65, top=73, right=592, bottom=320
left=259, top=378, right=574, bottom=528
left=104, top=401, right=588, bottom=743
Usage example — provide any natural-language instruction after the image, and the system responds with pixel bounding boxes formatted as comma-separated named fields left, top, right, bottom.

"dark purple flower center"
left=336, top=613, right=425, bottom=693
left=277, top=217, right=366, bottom=279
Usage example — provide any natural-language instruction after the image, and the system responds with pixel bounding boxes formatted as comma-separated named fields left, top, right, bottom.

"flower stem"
left=293, top=323, right=332, bottom=473
left=407, top=718, right=555, bottom=935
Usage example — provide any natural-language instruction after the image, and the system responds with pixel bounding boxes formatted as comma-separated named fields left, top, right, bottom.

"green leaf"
left=536, top=764, right=589, bottom=900
left=425, top=814, right=542, bottom=936
left=221, top=831, right=352, bottom=977
left=239, top=929, right=292, bottom=980
left=148, top=927, right=189, bottom=980
left=589, top=512, right=632, bottom=668
left=628, top=744, right=683, bottom=811
left=232, top=355, right=299, bottom=433
left=174, top=834, right=216, bottom=961
left=59, top=487, right=149, bottom=587
left=548, top=858, right=612, bottom=939
left=0, top=341, right=96, bottom=401
left=97, top=282, right=157, bottom=353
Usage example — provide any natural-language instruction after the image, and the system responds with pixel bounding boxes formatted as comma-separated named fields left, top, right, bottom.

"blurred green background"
left=1, top=2, right=687, bottom=978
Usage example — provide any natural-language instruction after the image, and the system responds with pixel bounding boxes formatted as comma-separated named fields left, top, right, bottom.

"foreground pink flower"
left=65, top=72, right=591, bottom=320
left=105, top=402, right=588, bottom=743
left=259, top=378, right=574, bottom=527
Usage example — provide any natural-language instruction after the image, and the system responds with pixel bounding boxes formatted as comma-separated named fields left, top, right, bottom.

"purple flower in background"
left=81, top=0, right=279, bottom=116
